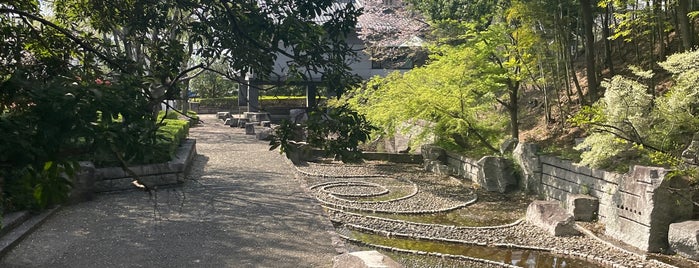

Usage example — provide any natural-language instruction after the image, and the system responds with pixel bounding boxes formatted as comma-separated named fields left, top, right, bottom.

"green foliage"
left=346, top=29, right=537, bottom=155
left=572, top=50, right=699, bottom=170
left=270, top=105, right=376, bottom=163
left=195, top=97, right=238, bottom=108
left=189, top=62, right=239, bottom=99
left=154, top=119, right=190, bottom=162
left=3, top=161, right=77, bottom=211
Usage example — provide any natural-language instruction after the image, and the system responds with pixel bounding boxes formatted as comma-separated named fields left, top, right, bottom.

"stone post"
left=306, top=84, right=317, bottom=108
left=246, top=73, right=259, bottom=112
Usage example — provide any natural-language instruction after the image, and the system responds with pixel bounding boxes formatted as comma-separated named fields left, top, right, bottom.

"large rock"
left=512, top=142, right=542, bottom=193
left=669, top=220, right=699, bottom=260
left=333, top=251, right=402, bottom=268
left=421, top=144, right=450, bottom=175
left=421, top=144, right=446, bottom=162
left=476, top=156, right=517, bottom=193
left=567, top=194, right=599, bottom=222
left=526, top=200, right=580, bottom=236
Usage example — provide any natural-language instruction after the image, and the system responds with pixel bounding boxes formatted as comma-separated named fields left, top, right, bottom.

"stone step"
left=0, top=207, right=59, bottom=258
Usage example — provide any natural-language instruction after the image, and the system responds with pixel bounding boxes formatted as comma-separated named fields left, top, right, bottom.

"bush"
left=196, top=97, right=238, bottom=108
left=154, top=119, right=190, bottom=162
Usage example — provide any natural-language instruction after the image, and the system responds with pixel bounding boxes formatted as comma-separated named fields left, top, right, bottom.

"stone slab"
left=526, top=200, right=580, bottom=236
left=669, top=220, right=699, bottom=260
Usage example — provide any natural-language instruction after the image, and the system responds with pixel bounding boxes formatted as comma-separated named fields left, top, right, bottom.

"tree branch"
left=0, top=8, right=127, bottom=73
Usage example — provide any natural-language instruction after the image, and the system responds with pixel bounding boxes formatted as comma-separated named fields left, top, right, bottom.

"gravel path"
left=0, top=114, right=340, bottom=268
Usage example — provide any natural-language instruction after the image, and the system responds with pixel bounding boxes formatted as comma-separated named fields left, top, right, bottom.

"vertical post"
left=238, top=82, right=248, bottom=107
left=247, top=73, right=259, bottom=112
left=306, top=84, right=317, bottom=108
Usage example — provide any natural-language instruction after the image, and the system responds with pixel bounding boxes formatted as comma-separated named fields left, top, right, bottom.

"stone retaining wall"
left=74, top=139, right=197, bottom=196
left=422, top=142, right=695, bottom=253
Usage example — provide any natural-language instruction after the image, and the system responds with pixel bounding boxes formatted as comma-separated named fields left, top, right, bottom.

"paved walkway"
left=0, top=114, right=341, bottom=268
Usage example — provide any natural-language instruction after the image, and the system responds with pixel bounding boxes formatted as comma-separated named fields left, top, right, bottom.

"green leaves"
left=574, top=49, right=699, bottom=169
left=270, top=104, right=376, bottom=163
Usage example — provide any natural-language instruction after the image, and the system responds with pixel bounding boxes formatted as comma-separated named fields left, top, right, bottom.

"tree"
left=189, top=61, right=238, bottom=98
left=347, top=43, right=510, bottom=155
left=573, top=50, right=699, bottom=170
left=0, top=0, right=363, bottom=209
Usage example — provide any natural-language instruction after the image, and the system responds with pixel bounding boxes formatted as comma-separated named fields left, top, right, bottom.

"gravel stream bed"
left=298, top=160, right=677, bottom=268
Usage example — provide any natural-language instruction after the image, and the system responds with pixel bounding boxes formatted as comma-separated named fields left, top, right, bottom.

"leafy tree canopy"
left=572, top=50, right=699, bottom=170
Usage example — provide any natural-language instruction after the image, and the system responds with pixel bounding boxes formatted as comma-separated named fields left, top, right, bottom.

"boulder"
left=332, top=251, right=402, bottom=268
left=669, top=220, right=699, bottom=261
left=421, top=144, right=446, bottom=162
left=526, top=200, right=580, bottom=236
left=512, top=142, right=542, bottom=193
left=567, top=194, right=599, bottom=222
left=476, top=156, right=517, bottom=193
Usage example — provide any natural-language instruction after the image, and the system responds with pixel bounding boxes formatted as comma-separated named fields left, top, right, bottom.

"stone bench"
left=216, top=111, right=231, bottom=120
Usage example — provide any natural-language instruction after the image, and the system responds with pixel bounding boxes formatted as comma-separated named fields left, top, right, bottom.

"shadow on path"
left=0, top=114, right=338, bottom=268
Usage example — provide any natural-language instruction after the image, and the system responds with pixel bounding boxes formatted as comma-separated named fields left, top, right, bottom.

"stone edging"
left=316, top=193, right=477, bottom=214
left=340, top=220, right=631, bottom=268
left=317, top=181, right=391, bottom=198
left=334, top=231, right=520, bottom=268
left=330, top=207, right=654, bottom=268
left=324, top=206, right=522, bottom=230
left=90, top=139, right=197, bottom=192
left=310, top=179, right=419, bottom=204
left=295, top=165, right=388, bottom=178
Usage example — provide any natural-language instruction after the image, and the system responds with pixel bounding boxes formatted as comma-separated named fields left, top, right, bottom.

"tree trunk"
left=677, top=0, right=694, bottom=51
left=509, top=81, right=520, bottom=140
left=580, top=0, right=598, bottom=102
left=602, top=3, right=615, bottom=76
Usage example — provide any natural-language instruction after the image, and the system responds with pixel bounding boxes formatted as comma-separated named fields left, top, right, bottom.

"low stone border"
left=341, top=221, right=633, bottom=268
left=295, top=165, right=388, bottom=178
left=324, top=206, right=523, bottom=230
left=319, top=181, right=390, bottom=198
left=330, top=207, right=662, bottom=268
left=334, top=232, right=519, bottom=268
left=310, top=179, right=419, bottom=204
left=75, top=139, right=197, bottom=194
left=316, top=192, right=477, bottom=214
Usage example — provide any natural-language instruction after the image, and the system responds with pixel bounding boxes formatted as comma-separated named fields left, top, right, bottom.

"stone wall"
left=512, top=142, right=694, bottom=252
left=423, top=142, right=695, bottom=252
left=422, top=145, right=517, bottom=193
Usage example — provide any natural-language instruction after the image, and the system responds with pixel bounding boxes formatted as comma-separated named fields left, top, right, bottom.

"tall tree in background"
left=580, top=0, right=599, bottom=102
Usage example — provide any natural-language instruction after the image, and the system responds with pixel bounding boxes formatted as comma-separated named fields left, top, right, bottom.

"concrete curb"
left=0, top=207, right=60, bottom=259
